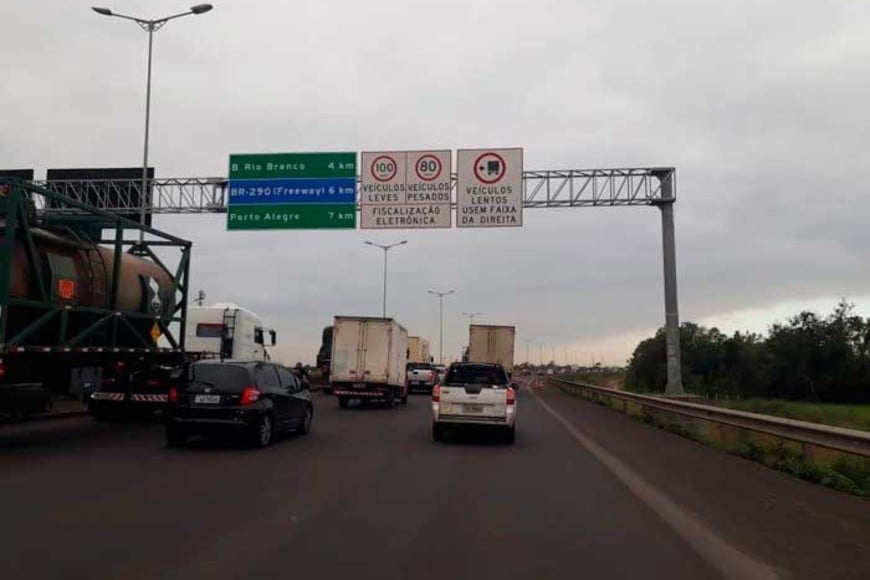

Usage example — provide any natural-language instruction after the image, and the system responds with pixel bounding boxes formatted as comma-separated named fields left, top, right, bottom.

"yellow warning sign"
left=150, top=323, right=162, bottom=343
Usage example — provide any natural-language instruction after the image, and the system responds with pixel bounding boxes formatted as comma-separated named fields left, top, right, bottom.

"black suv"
left=164, top=360, right=313, bottom=448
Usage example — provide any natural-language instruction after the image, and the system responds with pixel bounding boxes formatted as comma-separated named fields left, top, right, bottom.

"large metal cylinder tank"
left=7, top=228, right=176, bottom=347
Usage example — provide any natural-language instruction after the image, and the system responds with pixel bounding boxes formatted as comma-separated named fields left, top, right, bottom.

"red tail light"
left=432, top=385, right=441, bottom=403
left=427, top=371, right=435, bottom=380
left=0, top=359, right=5, bottom=378
left=506, top=387, right=516, bottom=406
left=146, top=379, right=160, bottom=387
left=116, top=361, right=126, bottom=370
left=168, top=386, right=179, bottom=404
left=240, top=386, right=261, bottom=406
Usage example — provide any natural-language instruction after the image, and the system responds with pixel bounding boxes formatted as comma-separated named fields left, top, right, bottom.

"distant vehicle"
left=185, top=304, right=276, bottom=361
left=164, top=360, right=313, bottom=448
left=432, top=362, right=517, bottom=444
left=407, top=336, right=432, bottom=364
left=329, top=316, right=408, bottom=408
left=407, top=362, right=437, bottom=393
left=467, top=324, right=516, bottom=373
left=434, top=364, right=448, bottom=384
left=315, top=325, right=333, bottom=393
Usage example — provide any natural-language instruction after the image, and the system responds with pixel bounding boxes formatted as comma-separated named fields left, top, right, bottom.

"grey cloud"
left=3, top=0, right=870, bottom=364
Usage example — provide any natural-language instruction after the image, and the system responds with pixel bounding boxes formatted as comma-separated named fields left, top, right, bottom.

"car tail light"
left=146, top=379, right=160, bottom=387
left=427, top=371, right=435, bottom=380
left=116, top=361, right=126, bottom=370
left=506, top=387, right=516, bottom=406
left=432, top=385, right=440, bottom=403
left=240, top=386, right=261, bottom=406
left=168, top=386, right=179, bottom=404
left=0, top=359, right=5, bottom=378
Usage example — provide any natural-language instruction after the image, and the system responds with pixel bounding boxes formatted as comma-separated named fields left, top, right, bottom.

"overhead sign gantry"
left=27, top=160, right=685, bottom=395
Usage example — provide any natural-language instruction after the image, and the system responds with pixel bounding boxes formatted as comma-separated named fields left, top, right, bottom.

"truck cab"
left=185, top=304, right=276, bottom=361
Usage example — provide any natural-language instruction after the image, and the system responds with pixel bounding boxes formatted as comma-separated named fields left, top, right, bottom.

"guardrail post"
left=654, top=169, right=685, bottom=395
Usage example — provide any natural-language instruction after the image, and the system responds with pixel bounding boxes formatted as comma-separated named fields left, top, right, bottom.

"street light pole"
left=92, top=4, right=214, bottom=245
left=364, top=240, right=407, bottom=317
left=428, top=290, right=455, bottom=364
left=461, top=312, right=482, bottom=326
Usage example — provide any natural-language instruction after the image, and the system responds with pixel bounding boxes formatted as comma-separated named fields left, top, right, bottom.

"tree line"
left=626, top=300, right=870, bottom=403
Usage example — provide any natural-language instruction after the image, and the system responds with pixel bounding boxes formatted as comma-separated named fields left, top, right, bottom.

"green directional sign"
left=229, top=152, right=356, bottom=180
left=227, top=203, right=357, bottom=230
left=227, top=152, right=357, bottom=230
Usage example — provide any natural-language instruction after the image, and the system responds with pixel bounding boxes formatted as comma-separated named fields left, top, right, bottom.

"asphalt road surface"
left=1, top=384, right=868, bottom=579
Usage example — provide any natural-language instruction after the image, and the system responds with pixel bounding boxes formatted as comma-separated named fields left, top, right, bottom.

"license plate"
left=462, top=404, right=484, bottom=414
left=194, top=394, right=221, bottom=404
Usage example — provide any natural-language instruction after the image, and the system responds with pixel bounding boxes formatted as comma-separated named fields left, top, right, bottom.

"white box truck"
left=330, top=316, right=409, bottom=408
left=407, top=337, right=432, bottom=364
left=468, top=324, right=516, bottom=373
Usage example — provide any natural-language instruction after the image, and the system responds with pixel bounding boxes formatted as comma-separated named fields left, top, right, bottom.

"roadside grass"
left=552, top=380, right=870, bottom=497
left=715, top=399, right=870, bottom=432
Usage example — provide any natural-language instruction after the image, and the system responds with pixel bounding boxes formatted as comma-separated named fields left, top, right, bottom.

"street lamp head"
left=190, top=4, right=214, bottom=14
left=92, top=7, right=113, bottom=16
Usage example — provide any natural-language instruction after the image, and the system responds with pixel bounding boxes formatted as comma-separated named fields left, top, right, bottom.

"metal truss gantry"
left=30, top=167, right=684, bottom=394
left=32, top=168, right=675, bottom=214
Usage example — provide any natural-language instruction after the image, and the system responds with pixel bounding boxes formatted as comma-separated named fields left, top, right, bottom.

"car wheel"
left=503, top=426, right=516, bottom=445
left=400, top=390, right=408, bottom=405
left=338, top=397, right=349, bottom=409
left=165, top=424, right=187, bottom=447
left=385, top=392, right=396, bottom=409
left=432, top=423, right=444, bottom=442
left=251, top=414, right=273, bottom=448
left=298, top=405, right=313, bottom=435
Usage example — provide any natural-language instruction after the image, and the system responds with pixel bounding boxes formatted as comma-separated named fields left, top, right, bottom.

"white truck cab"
left=185, top=303, right=276, bottom=361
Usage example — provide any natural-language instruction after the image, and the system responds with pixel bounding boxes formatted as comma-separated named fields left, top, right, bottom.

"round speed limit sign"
left=414, top=154, right=443, bottom=182
left=370, top=155, right=398, bottom=182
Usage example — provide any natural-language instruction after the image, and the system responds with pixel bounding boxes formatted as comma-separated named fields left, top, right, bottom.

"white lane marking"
left=531, top=390, right=780, bottom=580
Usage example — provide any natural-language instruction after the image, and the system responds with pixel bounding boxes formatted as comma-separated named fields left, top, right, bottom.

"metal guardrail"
left=549, top=378, right=870, bottom=459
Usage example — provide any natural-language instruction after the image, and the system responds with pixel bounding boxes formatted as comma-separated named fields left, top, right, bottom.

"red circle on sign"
left=415, top=154, right=442, bottom=182
left=371, top=155, right=398, bottom=183
left=473, top=152, right=507, bottom=184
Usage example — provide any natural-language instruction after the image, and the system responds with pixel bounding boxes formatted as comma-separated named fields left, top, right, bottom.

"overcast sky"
left=3, top=0, right=869, bottom=365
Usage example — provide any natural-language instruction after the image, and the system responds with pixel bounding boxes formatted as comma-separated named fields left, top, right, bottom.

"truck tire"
left=338, top=397, right=349, bottom=409
left=385, top=392, right=396, bottom=409
left=503, top=426, right=516, bottom=445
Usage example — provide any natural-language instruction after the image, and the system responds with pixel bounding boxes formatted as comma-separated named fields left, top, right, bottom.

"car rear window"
left=189, top=364, right=250, bottom=392
left=407, top=363, right=434, bottom=370
left=445, top=365, right=508, bottom=386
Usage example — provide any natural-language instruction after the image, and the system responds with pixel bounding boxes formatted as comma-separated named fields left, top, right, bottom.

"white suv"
left=432, top=363, right=517, bottom=444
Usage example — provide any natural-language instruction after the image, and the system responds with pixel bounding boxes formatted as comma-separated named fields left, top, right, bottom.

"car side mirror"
left=269, top=330, right=277, bottom=346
